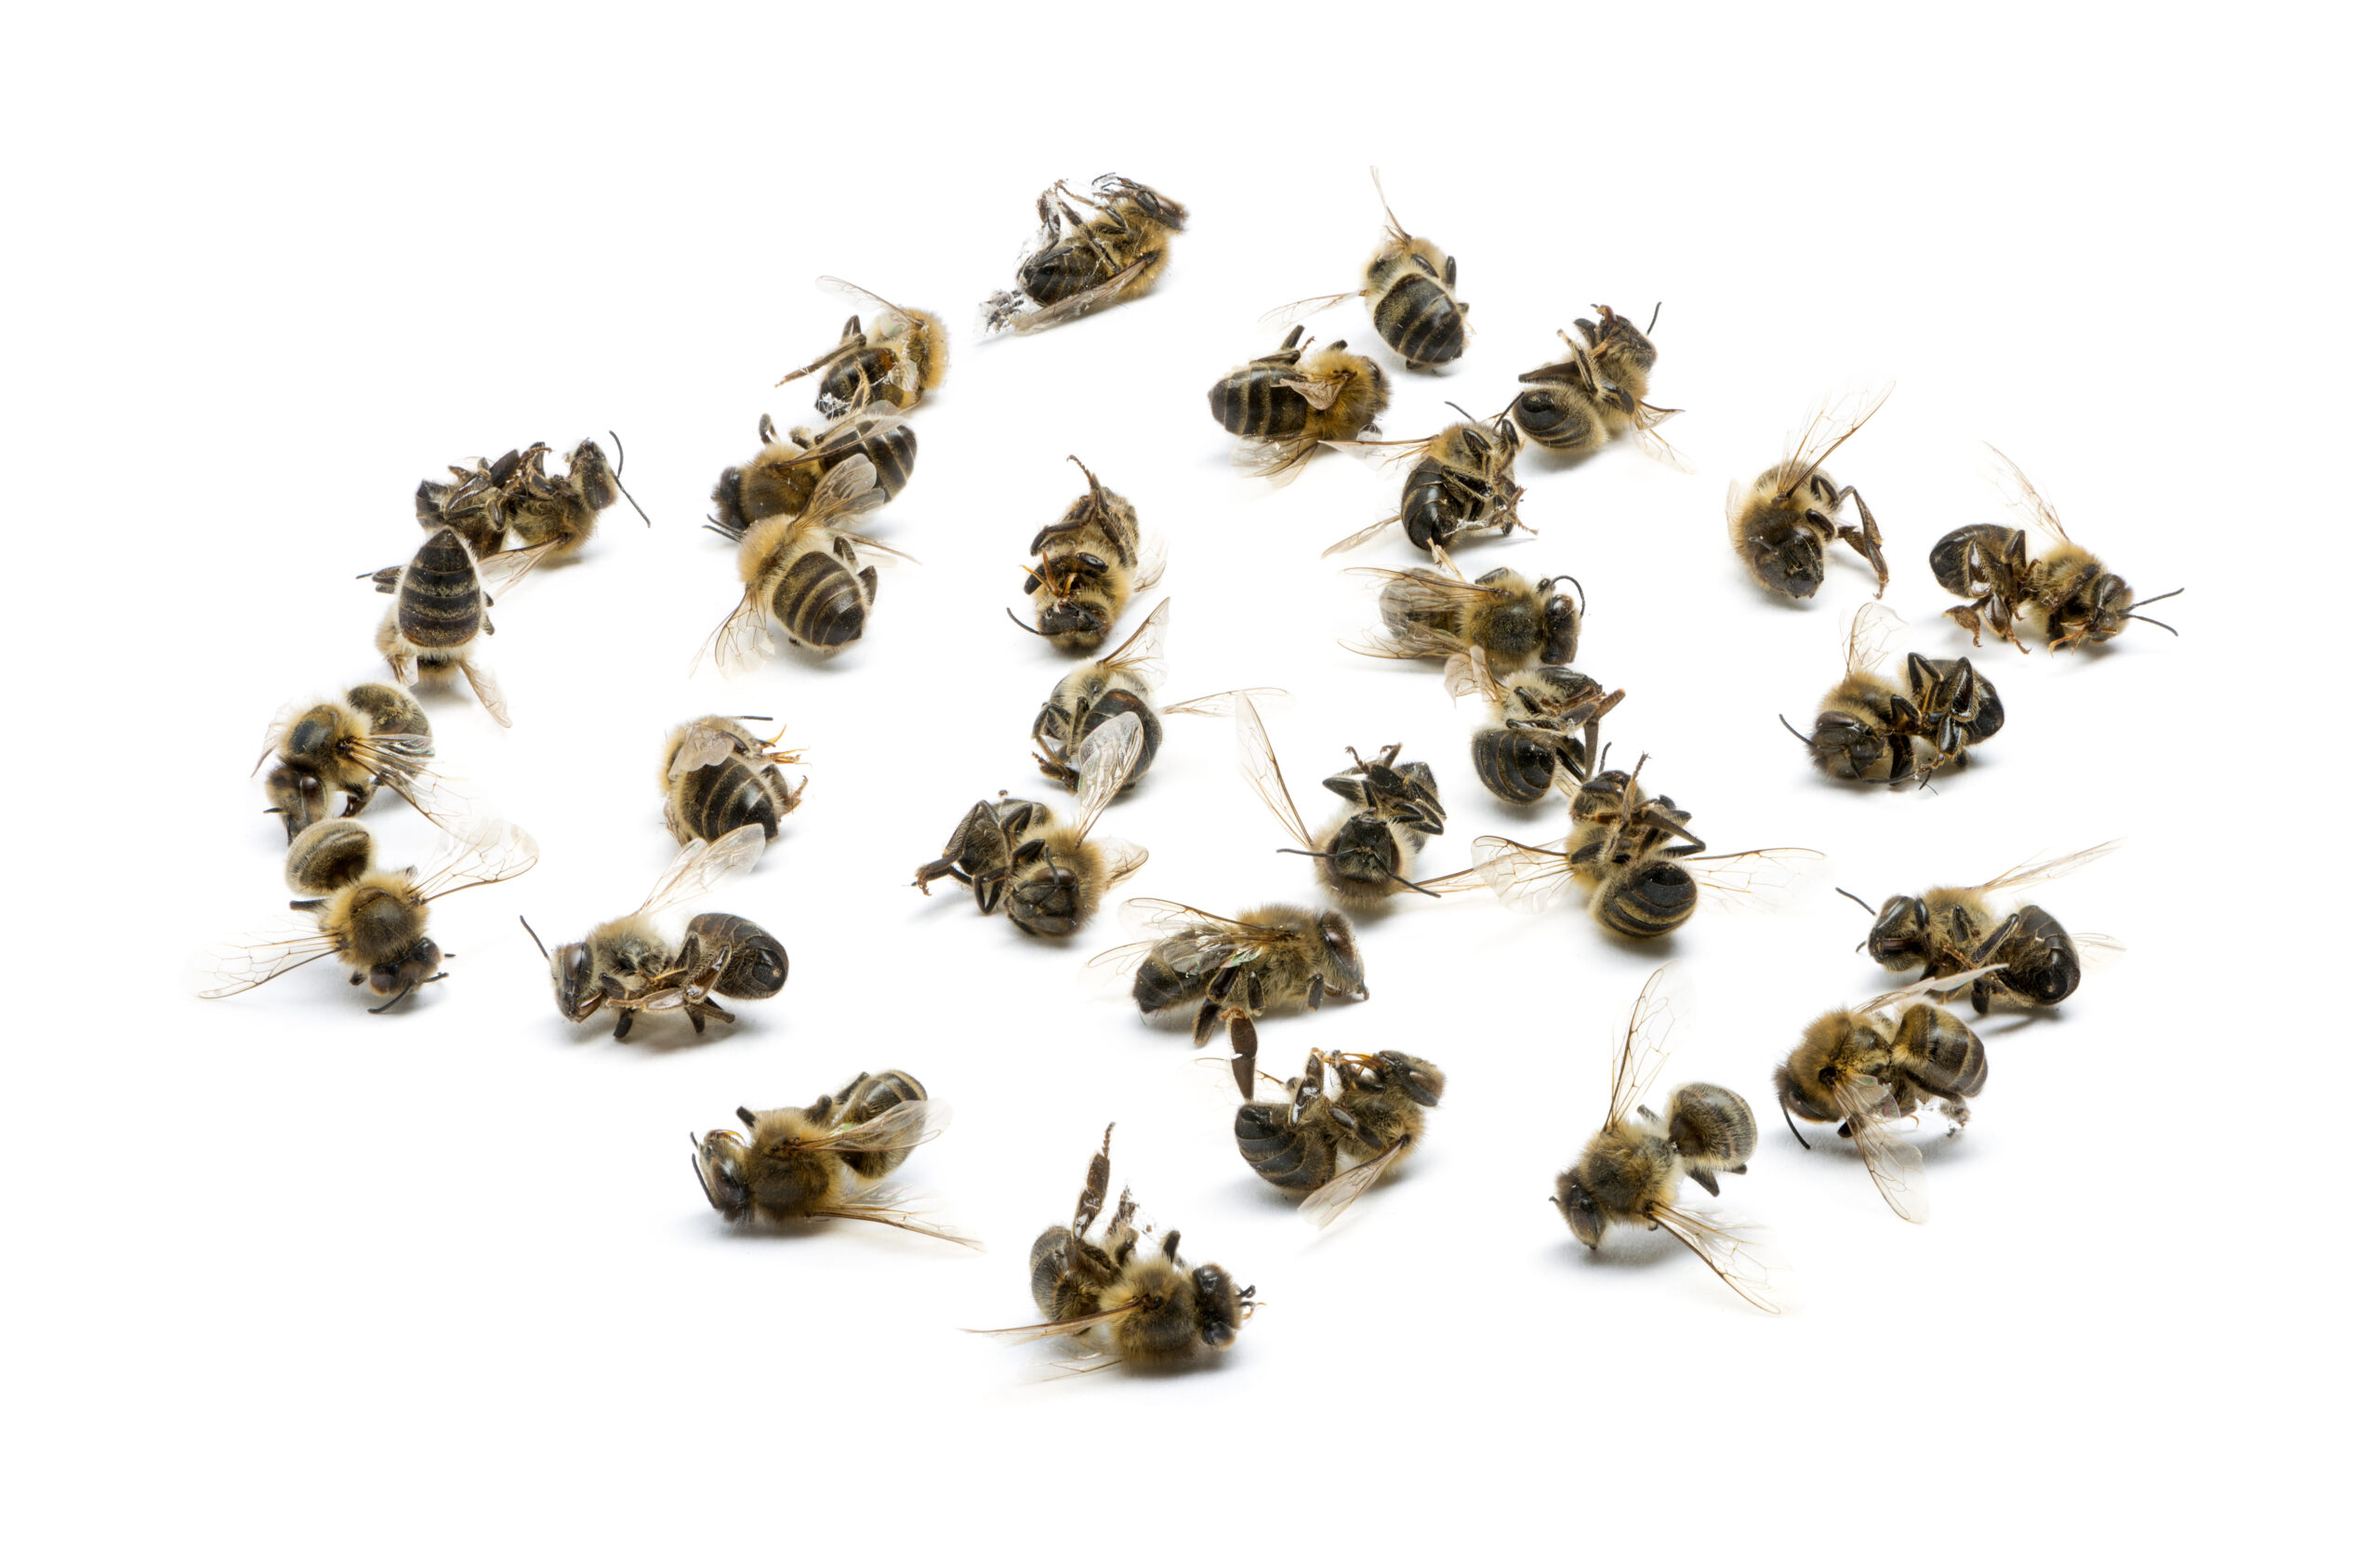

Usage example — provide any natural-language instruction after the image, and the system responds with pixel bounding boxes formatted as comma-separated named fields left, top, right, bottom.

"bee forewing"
left=1468, top=836, right=1578, bottom=915
left=1649, top=1205, right=1792, bottom=1315
left=1133, top=540, right=1169, bottom=593
left=966, top=1303, right=1141, bottom=1343
left=801, top=454, right=885, bottom=527
left=1282, top=375, right=1345, bottom=411
left=456, top=660, right=511, bottom=729
left=1839, top=1077, right=1931, bottom=1224
left=2076, top=933, right=2126, bottom=968
left=816, top=274, right=904, bottom=314
left=1442, top=646, right=1496, bottom=702
left=1071, top=714, right=1144, bottom=831
left=640, top=824, right=765, bottom=916
left=1011, top=256, right=1158, bottom=334
left=1160, top=686, right=1289, bottom=718
left=478, top=538, right=560, bottom=598
left=667, top=725, right=743, bottom=779
left=1689, top=848, right=1830, bottom=913
left=1235, top=694, right=1311, bottom=848
left=1855, top=965, right=2002, bottom=1017
left=1258, top=293, right=1355, bottom=329
left=188, top=930, right=343, bottom=999
left=704, top=589, right=778, bottom=677
left=1097, top=840, right=1151, bottom=890
left=1976, top=840, right=2122, bottom=896
left=808, top=1098, right=953, bottom=1155
left=1844, top=602, right=1905, bottom=679
left=1099, top=597, right=1170, bottom=691
left=813, top=1180, right=979, bottom=1248
left=1320, top=514, right=1400, bottom=559
left=1297, top=1137, right=1408, bottom=1229
left=411, top=818, right=539, bottom=901
left=1981, top=442, right=2069, bottom=540
left=1608, top=967, right=1688, bottom=1128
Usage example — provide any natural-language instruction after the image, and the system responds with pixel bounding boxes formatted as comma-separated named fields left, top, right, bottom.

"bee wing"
left=1319, top=514, right=1402, bottom=559
left=2074, top=933, right=2126, bottom=967
left=815, top=274, right=909, bottom=319
left=1097, top=596, right=1169, bottom=692
left=1008, top=255, right=1159, bottom=334
left=1844, top=602, right=1904, bottom=679
left=252, top=697, right=309, bottom=774
left=1234, top=693, right=1313, bottom=848
left=477, top=538, right=561, bottom=598
left=1159, top=686, right=1289, bottom=718
left=1079, top=937, right=1159, bottom=990
left=1686, top=848, right=1830, bottom=914
left=1095, top=840, right=1151, bottom=891
left=1281, top=373, right=1343, bottom=411
left=1297, top=1134, right=1413, bottom=1229
left=1443, top=645, right=1498, bottom=702
left=702, top=581, right=778, bottom=676
left=456, top=659, right=511, bottom=729
left=1648, top=1204, right=1791, bottom=1315
left=1974, top=840, right=2122, bottom=896
left=409, top=818, right=539, bottom=902
left=1117, top=896, right=1255, bottom=939
left=1837, top=1077, right=1931, bottom=1224
left=792, top=1097, right=954, bottom=1156
left=1854, top=966, right=2004, bottom=1018
left=966, top=1304, right=1142, bottom=1343
left=1133, top=539, right=1168, bottom=593
left=799, top=454, right=887, bottom=529
left=1233, top=436, right=1324, bottom=486
left=640, top=825, right=766, bottom=916
left=1258, top=293, right=1358, bottom=329
left=811, top=1180, right=980, bottom=1249
left=1607, top=966, right=1687, bottom=1128
left=1468, top=836, right=1580, bottom=915
left=1981, top=443, right=2069, bottom=543
left=188, top=928, right=344, bottom=999
left=1631, top=406, right=1694, bottom=472
left=667, top=725, right=743, bottom=779
left=1071, top=714, right=1144, bottom=833
left=1776, top=388, right=1893, bottom=498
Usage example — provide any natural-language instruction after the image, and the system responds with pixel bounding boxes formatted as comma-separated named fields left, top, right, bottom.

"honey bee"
left=414, top=448, right=518, bottom=557
left=1009, top=457, right=1164, bottom=650
left=775, top=277, right=949, bottom=418
left=1778, top=603, right=2004, bottom=786
left=256, top=683, right=456, bottom=840
left=1236, top=695, right=1447, bottom=905
left=1842, top=841, right=2121, bottom=1014
left=1554, top=969, right=1781, bottom=1313
left=1468, top=753, right=1819, bottom=940
left=1208, top=325, right=1393, bottom=483
left=1726, top=392, right=1892, bottom=600
left=914, top=715, right=1147, bottom=939
left=982, top=176, right=1188, bottom=334
left=1267, top=168, right=1468, bottom=369
left=364, top=528, right=554, bottom=726
left=1773, top=969, right=2001, bottom=1224
left=707, top=412, right=918, bottom=539
left=1319, top=410, right=1527, bottom=558
left=705, top=455, right=904, bottom=664
left=1351, top=549, right=1582, bottom=678
left=1025, top=600, right=1264, bottom=793
left=1932, top=446, right=2183, bottom=651
left=1445, top=645, right=1625, bottom=806
left=659, top=716, right=808, bottom=847
left=692, top=1074, right=972, bottom=1243
left=1510, top=305, right=1683, bottom=462
left=1234, top=1033, right=1443, bottom=1226
left=1087, top=898, right=1368, bottom=1058
left=192, top=818, right=537, bottom=1012
left=522, top=825, right=779, bottom=1040
left=972, top=1125, right=1252, bottom=1369
left=416, top=437, right=649, bottom=560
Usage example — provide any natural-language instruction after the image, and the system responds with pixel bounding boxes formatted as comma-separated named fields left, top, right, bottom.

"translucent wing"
left=1837, top=1077, right=1930, bottom=1224
left=1072, top=714, right=1144, bottom=833
left=966, top=1304, right=1142, bottom=1343
left=1258, top=292, right=1358, bottom=329
left=409, top=819, right=539, bottom=902
left=1632, top=407, right=1694, bottom=472
left=1469, top=836, right=1581, bottom=916
left=1320, top=514, right=1402, bottom=559
left=1973, top=840, right=2122, bottom=896
left=1687, top=848, right=1830, bottom=913
left=1117, top=897, right=1279, bottom=939
left=1982, top=443, right=2069, bottom=543
left=1009, top=256, right=1159, bottom=334
left=666, top=723, right=744, bottom=778
left=2074, top=933, right=2126, bottom=967
left=1853, top=966, right=2003, bottom=1019
left=1844, top=602, right=1904, bottom=678
left=1443, top=645, right=1498, bottom=702
left=1297, top=1134, right=1412, bottom=1228
left=1607, top=966, right=1687, bottom=1129
left=1133, top=539, right=1168, bottom=593
left=1776, top=388, right=1893, bottom=499
left=1160, top=686, right=1289, bottom=718
left=1096, top=839, right=1151, bottom=890
left=252, top=697, right=310, bottom=774
left=811, top=1180, right=979, bottom=1248
left=1649, top=1205, right=1790, bottom=1315
left=1233, top=436, right=1326, bottom=487
left=796, top=455, right=886, bottom=530
left=703, top=580, right=778, bottom=675
left=188, top=928, right=343, bottom=999
left=478, top=538, right=560, bottom=597
left=640, top=825, right=766, bottom=916
left=1097, top=596, right=1170, bottom=693
left=791, top=1098, right=954, bottom=1155
left=1282, top=374, right=1343, bottom=410
left=817, top=274, right=910, bottom=319
left=1235, top=694, right=1312, bottom=848
left=456, top=659, right=511, bottom=729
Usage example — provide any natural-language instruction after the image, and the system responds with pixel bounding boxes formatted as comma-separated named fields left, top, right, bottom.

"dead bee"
left=1087, top=899, right=1368, bottom=1067
left=660, top=716, right=807, bottom=847
left=1932, top=446, right=2182, bottom=651
left=1236, top=695, right=1447, bottom=906
left=498, top=435, right=649, bottom=558
left=1351, top=549, right=1582, bottom=679
left=1025, top=600, right=1263, bottom=793
left=1267, top=168, right=1468, bottom=369
left=707, top=412, right=918, bottom=540
left=522, top=825, right=778, bottom=1039
left=1009, top=456, right=1164, bottom=650
left=1510, top=305, right=1682, bottom=463
left=983, top=176, right=1187, bottom=334
left=1208, top=325, right=1393, bottom=483
left=1468, top=753, right=1818, bottom=941
left=1773, top=970, right=2000, bottom=1224
left=255, top=683, right=457, bottom=841
left=1446, top=645, right=1625, bottom=806
left=915, top=715, right=1147, bottom=938
left=364, top=528, right=554, bottom=726
left=1726, top=392, right=1891, bottom=600
left=1234, top=1032, right=1444, bottom=1227
left=1778, top=602, right=2004, bottom=786
left=1554, top=968, right=1781, bottom=1312
left=705, top=455, right=904, bottom=664
left=1320, top=409, right=1527, bottom=558
left=972, top=1125, right=1251, bottom=1369
left=1843, top=841, right=2121, bottom=1014
left=192, top=818, right=536, bottom=1012
left=692, top=1074, right=972, bottom=1243
left=775, top=277, right=948, bottom=418
left=414, top=448, right=519, bottom=557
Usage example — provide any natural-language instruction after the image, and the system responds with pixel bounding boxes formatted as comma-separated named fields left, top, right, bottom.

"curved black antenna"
left=1550, top=575, right=1586, bottom=612
left=1443, top=400, right=1480, bottom=422
left=1778, top=1094, right=1811, bottom=1150
left=2119, top=587, right=2184, bottom=635
left=1834, top=888, right=1876, bottom=916
left=1777, top=713, right=1818, bottom=749
left=1645, top=300, right=1663, bottom=335
left=606, top=431, right=652, bottom=526
left=1004, top=608, right=1054, bottom=637
left=518, top=915, right=549, bottom=958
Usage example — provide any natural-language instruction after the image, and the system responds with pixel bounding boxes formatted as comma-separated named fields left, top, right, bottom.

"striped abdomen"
left=1473, top=727, right=1558, bottom=803
left=1399, top=456, right=1477, bottom=548
left=1374, top=272, right=1465, bottom=365
left=1209, top=365, right=1312, bottom=441
left=817, top=420, right=917, bottom=502
left=347, top=683, right=431, bottom=741
left=770, top=547, right=873, bottom=651
left=682, top=913, right=787, bottom=1001
left=1894, top=1005, right=1988, bottom=1098
left=826, top=1068, right=922, bottom=1180
left=1992, top=904, right=2082, bottom=1005
left=672, top=759, right=786, bottom=842
left=397, top=530, right=486, bottom=648
left=1020, top=239, right=1106, bottom=305
left=1593, top=859, right=1699, bottom=939
left=1234, top=1104, right=1338, bottom=1193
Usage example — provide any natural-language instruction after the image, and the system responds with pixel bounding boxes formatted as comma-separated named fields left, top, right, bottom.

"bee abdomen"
left=773, top=550, right=868, bottom=650
left=1996, top=904, right=2082, bottom=1003
left=1399, top=459, right=1468, bottom=549
left=1234, top=1105, right=1338, bottom=1193
left=679, top=761, right=781, bottom=842
left=1595, top=862, right=1698, bottom=939
left=1897, top=1005, right=1988, bottom=1097
left=1132, top=949, right=1206, bottom=1015
left=1930, top=525, right=2016, bottom=591
left=1667, top=1082, right=1758, bottom=1184
left=1209, top=368, right=1311, bottom=441
left=1375, top=273, right=1464, bottom=365
left=684, top=913, right=787, bottom=1000
left=1473, top=727, right=1557, bottom=803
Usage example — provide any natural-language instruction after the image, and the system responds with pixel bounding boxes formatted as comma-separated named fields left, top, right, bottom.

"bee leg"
left=1939, top=1097, right=1973, bottom=1131
left=1834, top=486, right=1887, bottom=595
left=1193, top=999, right=1223, bottom=1047
left=1306, top=975, right=1325, bottom=1011
left=611, top=1010, right=635, bottom=1041
left=1943, top=604, right=1990, bottom=648
left=1226, top=1012, right=1260, bottom=1103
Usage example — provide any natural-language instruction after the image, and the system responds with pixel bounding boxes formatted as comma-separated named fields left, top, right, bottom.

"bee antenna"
left=1005, top=608, right=1053, bottom=637
left=606, top=431, right=652, bottom=526
left=1550, top=576, right=1586, bottom=611
left=1776, top=713, right=1817, bottom=749
left=1834, top=888, right=1877, bottom=917
left=2119, top=589, right=2184, bottom=635
left=518, top=915, right=549, bottom=958
left=1444, top=400, right=1480, bottom=422
left=1645, top=301, right=1663, bottom=335
left=1778, top=1096, right=1812, bottom=1151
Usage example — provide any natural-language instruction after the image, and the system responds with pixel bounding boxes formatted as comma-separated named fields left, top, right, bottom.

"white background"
left=10, top=5, right=2368, bottom=1542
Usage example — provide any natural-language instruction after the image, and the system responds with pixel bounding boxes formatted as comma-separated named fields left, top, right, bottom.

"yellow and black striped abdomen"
left=770, top=548, right=870, bottom=651
left=1374, top=272, right=1465, bottom=365
left=820, top=420, right=918, bottom=502
left=673, top=760, right=785, bottom=842
left=1593, top=859, right=1699, bottom=939
left=396, top=531, right=486, bottom=648
left=1209, top=365, right=1312, bottom=442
